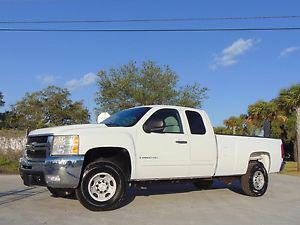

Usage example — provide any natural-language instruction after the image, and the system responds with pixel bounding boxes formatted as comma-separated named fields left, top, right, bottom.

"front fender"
left=78, top=131, right=137, bottom=179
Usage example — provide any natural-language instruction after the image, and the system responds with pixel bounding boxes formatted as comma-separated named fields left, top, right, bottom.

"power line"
left=0, top=15, right=300, bottom=24
left=1, top=27, right=300, bottom=32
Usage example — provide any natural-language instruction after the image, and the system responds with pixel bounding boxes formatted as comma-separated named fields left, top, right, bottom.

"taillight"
left=281, top=144, right=285, bottom=159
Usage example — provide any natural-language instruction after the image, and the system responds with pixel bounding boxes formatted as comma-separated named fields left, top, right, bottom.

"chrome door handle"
left=176, top=141, right=188, bottom=144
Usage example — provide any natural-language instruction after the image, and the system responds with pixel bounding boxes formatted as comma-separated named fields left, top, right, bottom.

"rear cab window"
left=185, top=110, right=206, bottom=135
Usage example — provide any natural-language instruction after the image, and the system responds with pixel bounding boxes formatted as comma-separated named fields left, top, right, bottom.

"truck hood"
left=29, top=124, right=108, bottom=136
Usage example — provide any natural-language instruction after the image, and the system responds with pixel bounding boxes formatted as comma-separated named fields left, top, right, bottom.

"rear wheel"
left=47, top=187, right=75, bottom=198
left=193, top=179, right=213, bottom=189
left=76, top=160, right=126, bottom=211
left=241, top=161, right=268, bottom=197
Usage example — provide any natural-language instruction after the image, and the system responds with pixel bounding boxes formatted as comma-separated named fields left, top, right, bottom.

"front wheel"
left=241, top=161, right=268, bottom=197
left=76, top=160, right=126, bottom=211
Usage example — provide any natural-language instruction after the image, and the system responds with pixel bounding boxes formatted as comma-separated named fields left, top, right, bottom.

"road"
left=0, top=174, right=300, bottom=225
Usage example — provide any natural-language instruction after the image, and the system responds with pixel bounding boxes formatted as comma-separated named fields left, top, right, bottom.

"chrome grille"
left=27, top=136, right=48, bottom=144
left=26, top=136, right=51, bottom=159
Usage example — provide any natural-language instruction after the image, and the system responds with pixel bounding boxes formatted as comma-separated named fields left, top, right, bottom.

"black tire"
left=76, top=160, right=126, bottom=211
left=47, top=187, right=75, bottom=198
left=193, top=179, right=213, bottom=189
left=241, top=161, right=268, bottom=197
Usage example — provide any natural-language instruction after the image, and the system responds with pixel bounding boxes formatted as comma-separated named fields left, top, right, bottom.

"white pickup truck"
left=19, top=105, right=284, bottom=211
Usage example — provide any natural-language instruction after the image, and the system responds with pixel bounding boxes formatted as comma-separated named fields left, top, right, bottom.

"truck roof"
left=133, top=104, right=205, bottom=113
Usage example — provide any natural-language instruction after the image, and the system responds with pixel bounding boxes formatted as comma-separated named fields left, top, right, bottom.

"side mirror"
left=143, top=119, right=164, bottom=133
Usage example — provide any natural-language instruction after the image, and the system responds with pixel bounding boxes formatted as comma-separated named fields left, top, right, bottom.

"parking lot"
left=0, top=174, right=300, bottom=225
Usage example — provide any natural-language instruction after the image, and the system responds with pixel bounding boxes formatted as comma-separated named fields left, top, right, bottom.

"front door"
left=136, top=108, right=190, bottom=179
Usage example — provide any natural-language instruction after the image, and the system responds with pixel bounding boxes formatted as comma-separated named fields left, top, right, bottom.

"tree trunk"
left=297, top=107, right=300, bottom=171
left=293, top=142, right=298, bottom=162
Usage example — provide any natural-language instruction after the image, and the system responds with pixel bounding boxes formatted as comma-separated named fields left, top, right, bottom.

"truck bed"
left=214, top=134, right=283, bottom=176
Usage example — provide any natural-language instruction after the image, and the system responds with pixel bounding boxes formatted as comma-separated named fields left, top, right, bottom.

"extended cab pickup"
left=19, top=105, right=284, bottom=211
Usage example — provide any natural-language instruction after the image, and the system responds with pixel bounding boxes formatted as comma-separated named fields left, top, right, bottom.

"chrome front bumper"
left=19, top=155, right=84, bottom=188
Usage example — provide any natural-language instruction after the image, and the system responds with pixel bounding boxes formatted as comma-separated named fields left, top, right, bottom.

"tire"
left=47, top=187, right=75, bottom=198
left=76, top=160, right=126, bottom=211
left=193, top=179, right=213, bottom=189
left=241, top=161, right=268, bottom=197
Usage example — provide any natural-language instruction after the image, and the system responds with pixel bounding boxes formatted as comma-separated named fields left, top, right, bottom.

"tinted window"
left=144, top=109, right=183, bottom=133
left=101, top=107, right=151, bottom=127
left=185, top=111, right=206, bottom=135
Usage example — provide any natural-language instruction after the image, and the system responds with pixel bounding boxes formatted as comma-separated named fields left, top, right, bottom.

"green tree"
left=8, top=86, right=90, bottom=131
left=248, top=101, right=279, bottom=126
left=95, top=61, right=208, bottom=113
left=0, top=91, right=4, bottom=107
left=277, top=84, right=300, bottom=170
left=214, top=126, right=233, bottom=135
left=247, top=100, right=287, bottom=137
left=223, top=114, right=248, bottom=135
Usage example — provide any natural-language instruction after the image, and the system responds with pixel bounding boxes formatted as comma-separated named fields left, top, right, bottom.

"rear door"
left=185, top=110, right=217, bottom=177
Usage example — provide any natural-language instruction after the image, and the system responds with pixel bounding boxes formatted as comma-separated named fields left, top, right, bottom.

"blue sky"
left=0, top=0, right=299, bottom=126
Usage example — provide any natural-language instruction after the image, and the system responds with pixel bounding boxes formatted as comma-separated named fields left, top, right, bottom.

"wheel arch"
left=81, top=147, right=133, bottom=181
left=249, top=151, right=271, bottom=172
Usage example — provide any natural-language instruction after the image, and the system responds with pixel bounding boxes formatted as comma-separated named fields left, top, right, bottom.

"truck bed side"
left=214, top=135, right=283, bottom=176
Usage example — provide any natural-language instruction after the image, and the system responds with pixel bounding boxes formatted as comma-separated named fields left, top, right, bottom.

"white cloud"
left=210, top=38, right=258, bottom=70
left=37, top=75, right=57, bottom=84
left=65, top=72, right=97, bottom=91
left=280, top=46, right=300, bottom=57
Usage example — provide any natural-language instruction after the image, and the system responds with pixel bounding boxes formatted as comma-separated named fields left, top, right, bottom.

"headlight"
left=51, top=135, right=79, bottom=155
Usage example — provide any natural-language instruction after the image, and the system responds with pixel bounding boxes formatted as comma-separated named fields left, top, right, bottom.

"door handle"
left=176, top=140, right=188, bottom=144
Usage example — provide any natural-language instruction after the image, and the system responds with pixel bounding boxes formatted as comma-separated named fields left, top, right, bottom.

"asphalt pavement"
left=0, top=174, right=299, bottom=225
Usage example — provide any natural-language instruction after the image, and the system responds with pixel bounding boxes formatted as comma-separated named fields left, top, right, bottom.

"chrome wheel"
left=252, top=171, right=265, bottom=190
left=88, top=172, right=117, bottom=202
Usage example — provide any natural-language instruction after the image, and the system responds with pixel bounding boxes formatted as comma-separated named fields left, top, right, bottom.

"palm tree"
left=277, top=84, right=300, bottom=170
left=224, top=117, right=239, bottom=134
left=248, top=101, right=280, bottom=122
left=224, top=114, right=248, bottom=135
left=248, top=101, right=286, bottom=136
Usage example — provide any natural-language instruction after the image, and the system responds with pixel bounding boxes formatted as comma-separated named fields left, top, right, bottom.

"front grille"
left=26, top=136, right=51, bottom=159
left=27, top=136, right=48, bottom=144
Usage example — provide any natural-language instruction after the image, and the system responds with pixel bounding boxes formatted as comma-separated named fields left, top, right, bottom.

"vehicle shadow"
left=0, top=187, right=47, bottom=206
left=119, top=179, right=244, bottom=209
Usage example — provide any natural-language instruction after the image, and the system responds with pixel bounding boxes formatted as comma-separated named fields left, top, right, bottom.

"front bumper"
left=19, top=155, right=84, bottom=188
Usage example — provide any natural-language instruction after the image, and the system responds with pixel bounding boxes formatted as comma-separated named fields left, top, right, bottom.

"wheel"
left=76, top=160, right=126, bottom=211
left=193, top=179, right=213, bottom=189
left=241, top=161, right=268, bottom=197
left=47, top=187, right=75, bottom=198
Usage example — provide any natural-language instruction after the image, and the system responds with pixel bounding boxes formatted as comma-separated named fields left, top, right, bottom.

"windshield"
left=101, top=107, right=151, bottom=127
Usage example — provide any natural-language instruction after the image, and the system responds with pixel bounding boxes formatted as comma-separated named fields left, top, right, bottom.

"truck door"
left=185, top=110, right=217, bottom=177
left=136, top=108, right=190, bottom=179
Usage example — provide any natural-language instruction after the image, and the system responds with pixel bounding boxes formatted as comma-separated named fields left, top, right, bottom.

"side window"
left=185, top=110, right=206, bottom=135
left=144, top=109, right=183, bottom=134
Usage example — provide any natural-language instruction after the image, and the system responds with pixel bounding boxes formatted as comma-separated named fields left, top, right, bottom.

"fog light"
left=47, top=175, right=60, bottom=182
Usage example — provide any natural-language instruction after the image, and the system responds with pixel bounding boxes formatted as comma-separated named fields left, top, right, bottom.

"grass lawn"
left=0, top=153, right=21, bottom=174
left=0, top=129, right=26, bottom=138
left=280, top=161, right=300, bottom=176
left=0, top=129, right=25, bottom=174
